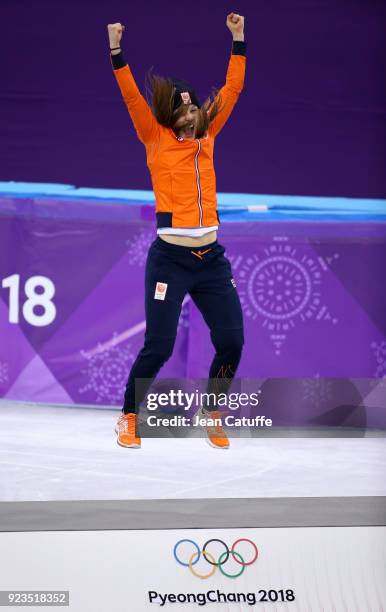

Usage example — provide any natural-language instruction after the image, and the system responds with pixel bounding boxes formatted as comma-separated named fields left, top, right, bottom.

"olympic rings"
left=218, top=550, right=245, bottom=578
left=173, top=537, right=258, bottom=578
left=202, top=538, right=230, bottom=566
left=189, top=550, right=217, bottom=579
left=232, top=538, right=259, bottom=566
left=174, top=539, right=201, bottom=567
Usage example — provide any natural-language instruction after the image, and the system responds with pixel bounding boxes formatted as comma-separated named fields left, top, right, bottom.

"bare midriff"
left=159, top=230, right=217, bottom=247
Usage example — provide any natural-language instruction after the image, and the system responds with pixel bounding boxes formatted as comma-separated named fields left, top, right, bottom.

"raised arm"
left=209, top=13, right=246, bottom=138
left=107, top=23, right=160, bottom=145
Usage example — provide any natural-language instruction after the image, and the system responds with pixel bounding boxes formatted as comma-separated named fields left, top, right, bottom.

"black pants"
left=123, top=237, right=244, bottom=414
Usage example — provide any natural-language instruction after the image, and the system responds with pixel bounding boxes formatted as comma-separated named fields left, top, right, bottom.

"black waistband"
left=154, top=236, right=218, bottom=253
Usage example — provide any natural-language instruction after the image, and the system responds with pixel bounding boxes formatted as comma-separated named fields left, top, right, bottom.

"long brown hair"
left=146, top=69, right=223, bottom=139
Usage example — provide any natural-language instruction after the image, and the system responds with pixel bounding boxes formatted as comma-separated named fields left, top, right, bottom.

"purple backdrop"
left=1, top=1, right=386, bottom=197
left=1, top=195, right=385, bottom=427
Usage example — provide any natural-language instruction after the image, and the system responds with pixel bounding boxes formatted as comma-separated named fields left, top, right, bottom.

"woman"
left=108, top=13, right=246, bottom=449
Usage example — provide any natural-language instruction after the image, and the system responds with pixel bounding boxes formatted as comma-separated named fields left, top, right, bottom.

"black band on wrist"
left=232, top=41, right=247, bottom=56
left=110, top=49, right=126, bottom=70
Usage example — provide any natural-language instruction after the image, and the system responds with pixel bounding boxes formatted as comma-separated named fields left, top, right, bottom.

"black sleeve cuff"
left=110, top=50, right=127, bottom=70
left=232, top=41, right=247, bottom=56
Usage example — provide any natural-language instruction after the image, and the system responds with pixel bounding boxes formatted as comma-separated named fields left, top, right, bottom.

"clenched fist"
left=226, top=13, right=244, bottom=40
left=107, top=23, right=125, bottom=49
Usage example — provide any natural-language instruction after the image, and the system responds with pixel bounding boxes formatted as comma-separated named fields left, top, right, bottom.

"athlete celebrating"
left=107, top=13, right=246, bottom=449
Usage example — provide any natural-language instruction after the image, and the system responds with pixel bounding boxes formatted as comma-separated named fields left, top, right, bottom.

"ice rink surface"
left=0, top=401, right=385, bottom=502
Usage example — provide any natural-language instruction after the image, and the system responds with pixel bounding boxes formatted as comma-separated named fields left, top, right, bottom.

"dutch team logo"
left=173, top=538, right=258, bottom=579
left=154, top=282, right=168, bottom=300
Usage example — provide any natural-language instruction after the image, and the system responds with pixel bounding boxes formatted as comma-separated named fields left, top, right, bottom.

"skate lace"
left=119, top=414, right=136, bottom=434
left=206, top=411, right=224, bottom=436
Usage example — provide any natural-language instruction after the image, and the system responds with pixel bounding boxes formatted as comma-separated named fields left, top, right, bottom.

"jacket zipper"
left=194, top=140, right=203, bottom=226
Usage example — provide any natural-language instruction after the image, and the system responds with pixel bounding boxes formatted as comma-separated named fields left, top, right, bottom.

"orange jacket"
left=111, top=44, right=246, bottom=228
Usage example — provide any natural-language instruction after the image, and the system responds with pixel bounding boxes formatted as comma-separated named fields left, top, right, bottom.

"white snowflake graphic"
left=126, top=229, right=155, bottom=267
left=79, top=333, right=135, bottom=404
left=0, top=361, right=9, bottom=386
left=371, top=340, right=386, bottom=378
left=227, top=253, right=244, bottom=272
left=302, top=375, right=333, bottom=409
left=237, top=241, right=338, bottom=355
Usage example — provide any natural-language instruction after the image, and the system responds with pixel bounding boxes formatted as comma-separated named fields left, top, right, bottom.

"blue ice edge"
left=1, top=181, right=386, bottom=215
